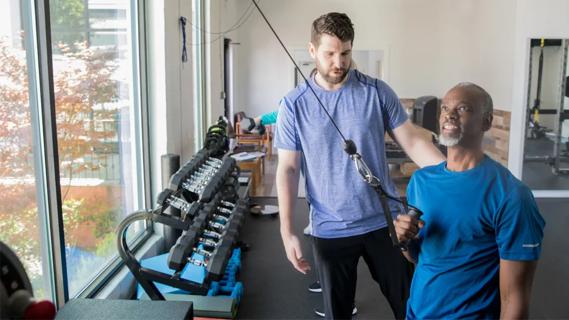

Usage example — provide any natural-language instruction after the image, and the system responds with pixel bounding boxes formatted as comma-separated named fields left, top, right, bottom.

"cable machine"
left=524, top=38, right=569, bottom=175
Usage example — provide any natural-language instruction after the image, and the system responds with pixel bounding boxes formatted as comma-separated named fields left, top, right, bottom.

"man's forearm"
left=276, top=164, right=300, bottom=235
left=499, top=260, right=537, bottom=320
left=500, top=298, right=528, bottom=319
left=394, top=122, right=445, bottom=168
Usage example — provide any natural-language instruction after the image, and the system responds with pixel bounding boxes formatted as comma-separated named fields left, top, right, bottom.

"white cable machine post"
left=553, top=40, right=569, bottom=175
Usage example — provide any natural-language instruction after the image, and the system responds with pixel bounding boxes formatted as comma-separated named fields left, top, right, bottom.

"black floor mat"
left=237, top=197, right=396, bottom=319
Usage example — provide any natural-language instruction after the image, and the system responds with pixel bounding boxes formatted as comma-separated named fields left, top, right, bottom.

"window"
left=49, top=0, right=147, bottom=297
left=0, top=0, right=54, bottom=301
left=0, top=0, right=147, bottom=303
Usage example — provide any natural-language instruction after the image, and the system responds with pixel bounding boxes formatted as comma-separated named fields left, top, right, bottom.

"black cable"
left=250, top=0, right=421, bottom=247
left=251, top=0, right=348, bottom=145
left=180, top=17, right=188, bottom=62
left=378, top=184, right=418, bottom=211
left=185, top=2, right=256, bottom=47
left=188, top=2, right=255, bottom=36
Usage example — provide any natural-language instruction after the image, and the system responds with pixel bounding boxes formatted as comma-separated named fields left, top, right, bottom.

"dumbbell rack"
left=117, top=147, right=247, bottom=301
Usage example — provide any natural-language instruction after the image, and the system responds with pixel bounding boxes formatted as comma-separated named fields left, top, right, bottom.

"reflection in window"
left=49, top=0, right=144, bottom=297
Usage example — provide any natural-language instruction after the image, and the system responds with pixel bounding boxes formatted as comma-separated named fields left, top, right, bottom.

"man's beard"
left=315, top=60, right=349, bottom=85
left=438, top=133, right=463, bottom=147
left=438, top=121, right=466, bottom=147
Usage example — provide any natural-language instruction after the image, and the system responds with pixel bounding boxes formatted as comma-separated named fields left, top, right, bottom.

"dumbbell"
left=208, top=221, right=226, bottom=231
left=207, top=157, right=223, bottom=164
left=189, top=171, right=215, bottom=181
left=168, top=228, right=200, bottom=271
left=220, top=200, right=236, bottom=208
left=203, top=229, right=223, bottom=240
left=214, top=206, right=233, bottom=218
left=198, top=237, right=219, bottom=248
left=196, top=166, right=217, bottom=175
left=206, top=237, right=235, bottom=281
left=193, top=247, right=213, bottom=258
left=206, top=159, right=222, bottom=168
left=183, top=175, right=208, bottom=186
left=191, top=210, right=211, bottom=230
left=187, top=257, right=207, bottom=267
left=182, top=182, right=206, bottom=194
left=200, top=159, right=236, bottom=202
left=168, top=196, right=192, bottom=214
left=168, top=150, right=210, bottom=191
left=182, top=181, right=207, bottom=193
left=167, top=225, right=218, bottom=271
left=167, top=211, right=217, bottom=271
left=182, top=201, right=202, bottom=221
left=157, top=190, right=192, bottom=214
left=220, top=202, right=246, bottom=234
left=182, top=175, right=213, bottom=193
left=215, top=203, right=241, bottom=222
left=212, top=214, right=229, bottom=224
left=184, top=167, right=220, bottom=186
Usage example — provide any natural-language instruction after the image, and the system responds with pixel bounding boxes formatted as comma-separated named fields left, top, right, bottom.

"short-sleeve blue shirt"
left=406, top=155, right=545, bottom=319
left=274, top=69, right=408, bottom=238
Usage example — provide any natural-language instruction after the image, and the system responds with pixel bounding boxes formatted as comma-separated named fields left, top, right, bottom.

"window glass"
left=0, top=0, right=52, bottom=300
left=49, top=0, right=143, bottom=297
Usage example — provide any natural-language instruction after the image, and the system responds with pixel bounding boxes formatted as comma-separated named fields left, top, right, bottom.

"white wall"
left=146, top=0, right=245, bottom=200
left=147, top=0, right=195, bottom=198
left=206, top=0, right=248, bottom=124
left=147, top=0, right=569, bottom=186
left=508, top=0, right=569, bottom=179
left=205, top=0, right=229, bottom=125
left=222, top=0, right=516, bottom=118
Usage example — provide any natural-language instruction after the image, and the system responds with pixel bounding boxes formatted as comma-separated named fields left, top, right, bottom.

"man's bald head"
left=438, top=82, right=494, bottom=148
left=448, top=82, right=494, bottom=117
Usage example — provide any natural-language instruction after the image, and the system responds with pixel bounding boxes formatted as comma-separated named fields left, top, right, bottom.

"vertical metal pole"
left=553, top=40, right=568, bottom=174
left=525, top=41, right=534, bottom=139
left=33, top=0, right=69, bottom=307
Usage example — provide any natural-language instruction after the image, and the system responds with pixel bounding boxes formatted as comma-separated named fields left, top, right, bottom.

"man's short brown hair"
left=311, top=12, right=354, bottom=45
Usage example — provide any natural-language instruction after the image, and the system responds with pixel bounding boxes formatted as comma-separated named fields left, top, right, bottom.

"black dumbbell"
left=193, top=247, right=213, bottom=258
left=187, top=257, right=207, bottom=267
left=167, top=228, right=200, bottom=271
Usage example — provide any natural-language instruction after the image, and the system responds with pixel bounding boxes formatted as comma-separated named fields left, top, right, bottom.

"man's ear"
left=308, top=41, right=316, bottom=59
left=482, top=113, right=493, bottom=132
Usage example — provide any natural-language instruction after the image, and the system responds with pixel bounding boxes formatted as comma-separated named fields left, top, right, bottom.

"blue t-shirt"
left=274, top=69, right=408, bottom=238
left=406, top=155, right=545, bottom=319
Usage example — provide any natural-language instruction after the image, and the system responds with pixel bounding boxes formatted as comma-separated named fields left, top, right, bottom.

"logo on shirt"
left=522, top=243, right=540, bottom=248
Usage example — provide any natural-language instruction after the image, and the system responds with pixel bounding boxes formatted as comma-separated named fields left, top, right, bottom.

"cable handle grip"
left=399, top=207, right=424, bottom=252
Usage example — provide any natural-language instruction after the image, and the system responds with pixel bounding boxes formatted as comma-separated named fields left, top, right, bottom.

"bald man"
left=395, top=83, right=545, bottom=319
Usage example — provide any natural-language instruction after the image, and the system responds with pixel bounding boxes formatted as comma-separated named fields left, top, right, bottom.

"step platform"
left=137, top=249, right=243, bottom=319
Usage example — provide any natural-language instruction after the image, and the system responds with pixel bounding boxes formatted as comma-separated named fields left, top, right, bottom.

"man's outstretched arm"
left=392, top=119, right=445, bottom=168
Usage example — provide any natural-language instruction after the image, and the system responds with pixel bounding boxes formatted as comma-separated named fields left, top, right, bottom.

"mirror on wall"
left=522, top=38, right=569, bottom=190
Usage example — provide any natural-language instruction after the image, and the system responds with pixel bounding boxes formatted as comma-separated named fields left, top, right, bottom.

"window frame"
left=17, top=0, right=153, bottom=306
left=192, top=0, right=207, bottom=151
